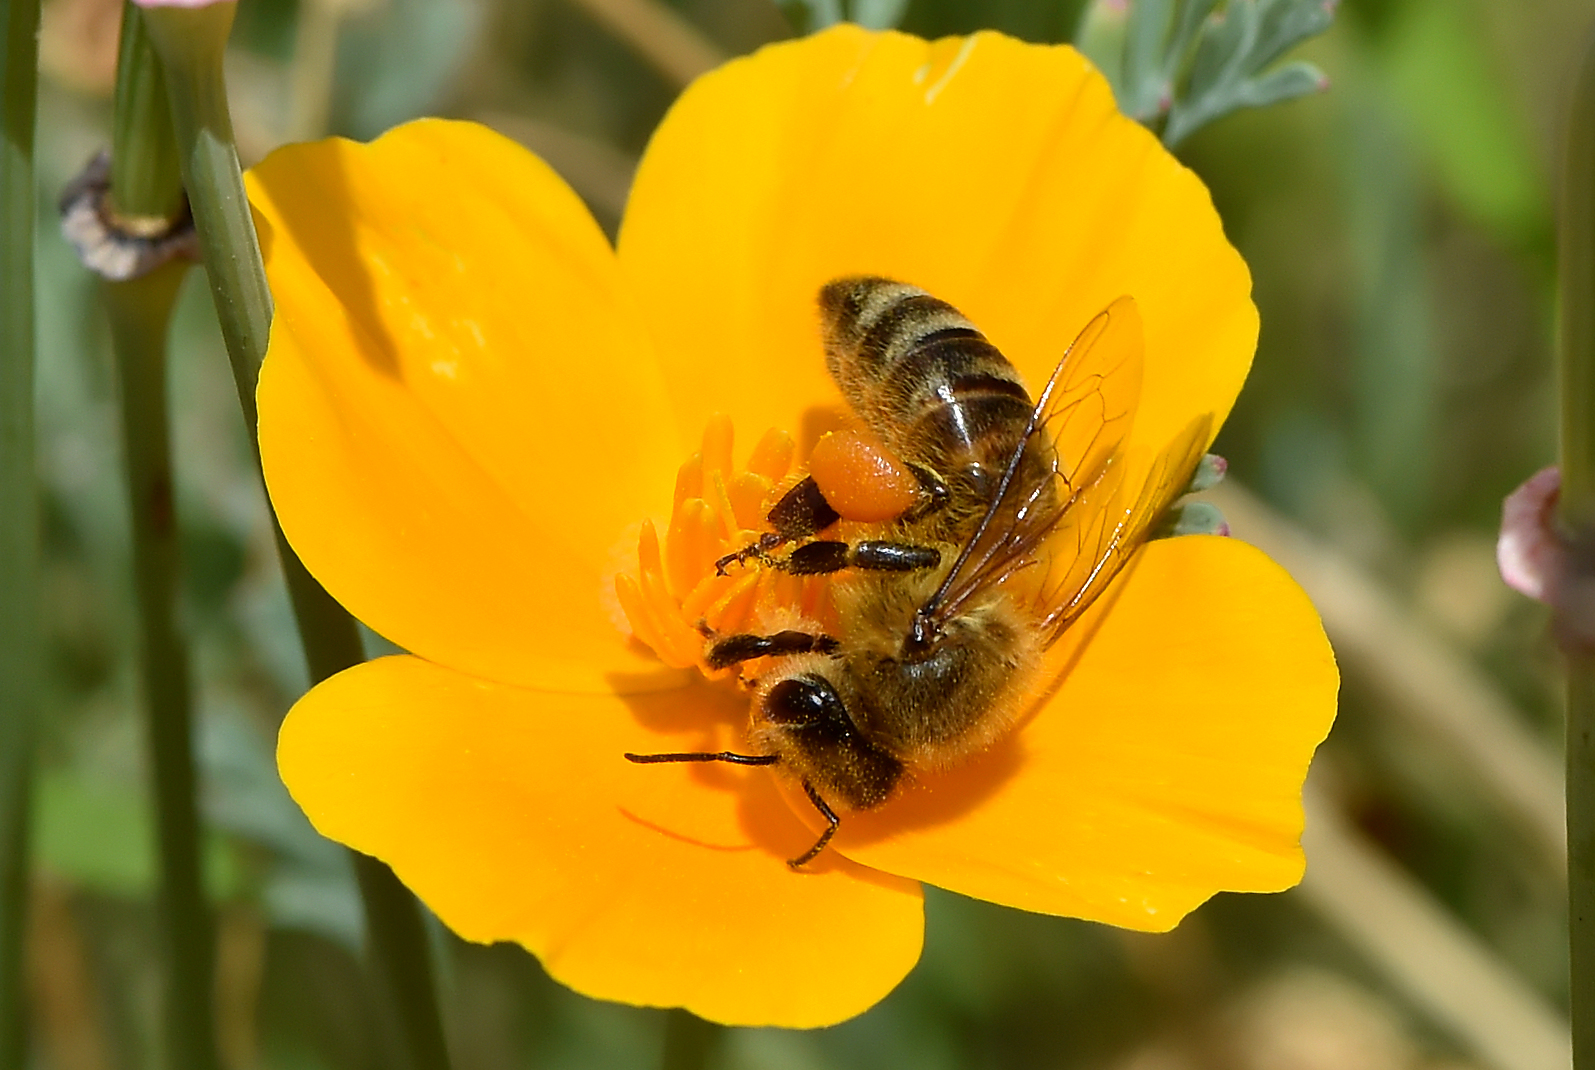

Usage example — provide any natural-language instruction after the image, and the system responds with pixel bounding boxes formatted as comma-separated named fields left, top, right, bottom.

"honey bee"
left=628, top=277, right=1210, bottom=868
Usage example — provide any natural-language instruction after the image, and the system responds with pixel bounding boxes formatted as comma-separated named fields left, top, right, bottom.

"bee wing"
left=922, top=297, right=1144, bottom=626
left=1047, top=295, right=1144, bottom=498
left=1033, top=413, right=1211, bottom=646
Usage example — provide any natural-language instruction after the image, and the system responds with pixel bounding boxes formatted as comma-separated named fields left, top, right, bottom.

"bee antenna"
left=624, top=751, right=780, bottom=766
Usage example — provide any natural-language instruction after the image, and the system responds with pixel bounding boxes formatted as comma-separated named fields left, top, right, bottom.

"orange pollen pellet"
left=808, top=429, right=918, bottom=523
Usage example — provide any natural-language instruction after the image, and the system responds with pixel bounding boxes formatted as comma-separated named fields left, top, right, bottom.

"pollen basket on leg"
left=619, top=420, right=831, bottom=676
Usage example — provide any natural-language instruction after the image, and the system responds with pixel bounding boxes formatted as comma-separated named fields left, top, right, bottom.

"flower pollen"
left=616, top=417, right=835, bottom=675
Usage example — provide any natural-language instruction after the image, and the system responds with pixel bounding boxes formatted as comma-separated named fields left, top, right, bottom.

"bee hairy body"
left=630, top=275, right=1193, bottom=868
left=751, top=279, right=1055, bottom=815
left=819, top=278, right=1056, bottom=539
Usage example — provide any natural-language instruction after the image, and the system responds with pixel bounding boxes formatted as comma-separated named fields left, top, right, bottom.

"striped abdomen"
left=819, top=277, right=1038, bottom=502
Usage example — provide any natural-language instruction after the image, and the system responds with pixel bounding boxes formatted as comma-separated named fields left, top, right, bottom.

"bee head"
left=753, top=670, right=903, bottom=812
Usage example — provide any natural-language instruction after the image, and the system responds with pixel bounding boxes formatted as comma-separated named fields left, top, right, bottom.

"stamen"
left=673, top=452, right=703, bottom=511
left=746, top=427, right=796, bottom=482
left=700, top=414, right=735, bottom=486
left=666, top=498, right=720, bottom=599
left=705, top=471, right=739, bottom=541
left=636, top=560, right=700, bottom=667
left=621, top=419, right=833, bottom=679
left=614, top=573, right=671, bottom=662
left=701, top=572, right=761, bottom=636
left=727, top=472, right=773, bottom=531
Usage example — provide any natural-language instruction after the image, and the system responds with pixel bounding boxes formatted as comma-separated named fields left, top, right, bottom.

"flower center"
left=616, top=416, right=840, bottom=675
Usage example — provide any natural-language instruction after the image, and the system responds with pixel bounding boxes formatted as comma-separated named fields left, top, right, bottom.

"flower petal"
left=277, top=656, right=924, bottom=1027
left=249, top=119, right=682, bottom=692
left=619, top=27, right=1255, bottom=467
left=826, top=535, right=1337, bottom=930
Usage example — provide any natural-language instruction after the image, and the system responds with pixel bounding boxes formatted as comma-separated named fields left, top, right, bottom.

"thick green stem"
left=0, top=0, right=41, bottom=1066
left=104, top=265, right=222, bottom=1070
left=139, top=4, right=268, bottom=409
left=110, top=3, right=184, bottom=224
left=352, top=854, right=452, bottom=1070
left=102, top=10, right=220, bottom=1070
left=139, top=9, right=453, bottom=1068
left=1561, top=26, right=1595, bottom=1070
left=103, top=13, right=221, bottom=1070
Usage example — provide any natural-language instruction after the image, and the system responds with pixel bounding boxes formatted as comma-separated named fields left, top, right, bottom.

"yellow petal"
left=619, top=27, right=1255, bottom=467
left=277, top=656, right=924, bottom=1027
left=248, top=119, right=683, bottom=691
left=827, top=536, right=1337, bottom=930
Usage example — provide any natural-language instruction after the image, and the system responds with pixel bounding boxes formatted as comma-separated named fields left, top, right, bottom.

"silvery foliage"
left=782, top=0, right=912, bottom=33
left=1077, top=0, right=1336, bottom=148
left=1154, top=454, right=1230, bottom=538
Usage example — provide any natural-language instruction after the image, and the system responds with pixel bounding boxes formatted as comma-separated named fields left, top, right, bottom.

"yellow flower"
left=248, top=25, right=1338, bottom=1029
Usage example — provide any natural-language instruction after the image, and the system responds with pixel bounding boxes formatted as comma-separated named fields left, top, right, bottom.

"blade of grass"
left=137, top=7, right=453, bottom=1068
left=1559, top=25, right=1595, bottom=1070
left=0, top=0, right=42, bottom=1065
left=565, top=0, right=724, bottom=87
left=1299, top=783, right=1571, bottom=1070
left=99, top=10, right=221, bottom=1069
left=1210, top=481, right=1566, bottom=872
left=104, top=264, right=221, bottom=1070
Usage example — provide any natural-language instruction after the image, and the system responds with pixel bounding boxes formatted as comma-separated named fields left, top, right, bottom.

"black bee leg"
left=716, top=477, right=842, bottom=574
left=714, top=531, right=785, bottom=575
left=780, top=540, right=941, bottom=576
left=766, top=476, right=842, bottom=540
left=624, top=751, right=780, bottom=766
left=788, top=781, right=840, bottom=869
left=705, top=630, right=840, bottom=670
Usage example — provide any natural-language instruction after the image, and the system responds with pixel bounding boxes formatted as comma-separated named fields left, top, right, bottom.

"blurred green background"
left=21, top=0, right=1587, bottom=1067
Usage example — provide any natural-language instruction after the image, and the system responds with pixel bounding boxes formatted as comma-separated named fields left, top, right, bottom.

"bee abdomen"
left=820, top=277, right=1034, bottom=464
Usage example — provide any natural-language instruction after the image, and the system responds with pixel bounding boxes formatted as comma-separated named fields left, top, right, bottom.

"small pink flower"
left=1498, top=466, right=1595, bottom=647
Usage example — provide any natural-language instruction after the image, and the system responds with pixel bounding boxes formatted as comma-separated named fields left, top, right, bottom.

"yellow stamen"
left=622, top=419, right=831, bottom=678
left=746, top=427, right=795, bottom=482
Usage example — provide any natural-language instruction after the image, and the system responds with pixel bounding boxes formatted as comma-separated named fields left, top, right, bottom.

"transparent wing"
left=920, top=297, right=1144, bottom=629
left=1033, top=414, right=1211, bottom=646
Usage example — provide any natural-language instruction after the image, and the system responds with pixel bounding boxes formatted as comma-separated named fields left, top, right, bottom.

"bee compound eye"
left=763, top=675, right=846, bottom=728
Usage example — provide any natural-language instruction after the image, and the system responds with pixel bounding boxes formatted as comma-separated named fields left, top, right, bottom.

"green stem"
left=103, top=13, right=221, bottom=1070
left=109, top=3, right=184, bottom=224
left=660, top=1009, right=723, bottom=1070
left=138, top=9, right=453, bottom=1068
left=104, top=265, right=222, bottom=1070
left=138, top=4, right=267, bottom=410
left=0, top=0, right=41, bottom=1066
left=1560, top=26, right=1595, bottom=1070
left=353, top=854, right=453, bottom=1070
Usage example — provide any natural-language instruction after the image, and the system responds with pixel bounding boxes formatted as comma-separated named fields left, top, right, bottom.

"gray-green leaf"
left=1076, top=0, right=1335, bottom=148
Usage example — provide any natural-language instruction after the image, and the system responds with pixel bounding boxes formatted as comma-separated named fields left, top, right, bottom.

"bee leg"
left=788, top=781, right=840, bottom=869
left=624, top=751, right=780, bottom=766
left=780, top=540, right=941, bottom=575
left=705, top=630, right=839, bottom=670
left=714, top=531, right=785, bottom=575
left=716, top=477, right=842, bottom=575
